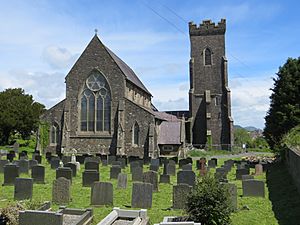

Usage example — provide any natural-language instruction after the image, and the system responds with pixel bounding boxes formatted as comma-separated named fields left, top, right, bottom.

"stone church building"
left=40, top=19, right=233, bottom=158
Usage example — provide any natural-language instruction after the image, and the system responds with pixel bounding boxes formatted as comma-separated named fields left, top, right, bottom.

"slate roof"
left=158, top=121, right=181, bottom=145
left=153, top=111, right=181, bottom=122
left=104, top=46, right=152, bottom=96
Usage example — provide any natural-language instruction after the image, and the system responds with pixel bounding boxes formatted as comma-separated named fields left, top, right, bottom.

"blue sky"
left=0, top=0, right=299, bottom=129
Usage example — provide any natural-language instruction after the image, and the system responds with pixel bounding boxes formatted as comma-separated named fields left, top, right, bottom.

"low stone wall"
left=285, top=147, right=300, bottom=193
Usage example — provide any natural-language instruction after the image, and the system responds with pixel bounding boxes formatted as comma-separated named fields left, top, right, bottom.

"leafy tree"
left=185, top=175, right=231, bottom=225
left=234, top=127, right=252, bottom=147
left=0, top=88, right=45, bottom=144
left=264, top=58, right=300, bottom=153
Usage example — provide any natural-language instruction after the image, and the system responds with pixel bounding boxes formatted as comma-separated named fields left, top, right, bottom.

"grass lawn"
left=0, top=154, right=299, bottom=225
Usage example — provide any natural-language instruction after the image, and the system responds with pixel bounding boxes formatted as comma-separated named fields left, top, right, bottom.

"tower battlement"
left=189, top=19, right=226, bottom=36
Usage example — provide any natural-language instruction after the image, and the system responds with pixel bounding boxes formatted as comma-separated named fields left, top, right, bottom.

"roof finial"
left=94, top=28, right=98, bottom=36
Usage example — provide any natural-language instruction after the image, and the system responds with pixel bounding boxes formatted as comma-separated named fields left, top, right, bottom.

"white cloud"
left=42, top=46, right=78, bottom=69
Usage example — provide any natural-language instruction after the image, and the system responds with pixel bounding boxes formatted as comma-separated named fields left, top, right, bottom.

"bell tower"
left=188, top=19, right=233, bottom=149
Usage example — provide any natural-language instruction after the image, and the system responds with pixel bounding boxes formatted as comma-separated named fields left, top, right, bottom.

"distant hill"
left=234, top=125, right=261, bottom=132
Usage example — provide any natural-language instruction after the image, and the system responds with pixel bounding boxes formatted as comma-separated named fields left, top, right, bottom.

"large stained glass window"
left=80, top=71, right=111, bottom=132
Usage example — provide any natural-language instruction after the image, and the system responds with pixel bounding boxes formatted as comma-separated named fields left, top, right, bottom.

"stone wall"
left=286, top=147, right=300, bottom=194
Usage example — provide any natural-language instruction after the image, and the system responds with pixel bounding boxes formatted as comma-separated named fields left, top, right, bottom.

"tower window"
left=80, top=71, right=111, bottom=132
left=204, top=48, right=212, bottom=65
left=132, top=122, right=140, bottom=146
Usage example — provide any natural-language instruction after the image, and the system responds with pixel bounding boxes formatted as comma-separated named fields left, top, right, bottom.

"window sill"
left=73, top=132, right=112, bottom=138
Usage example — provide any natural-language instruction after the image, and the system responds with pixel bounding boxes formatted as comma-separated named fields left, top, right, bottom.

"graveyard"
left=1, top=149, right=299, bottom=225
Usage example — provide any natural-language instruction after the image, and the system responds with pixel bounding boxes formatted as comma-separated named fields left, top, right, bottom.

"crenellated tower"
left=188, top=19, right=233, bottom=150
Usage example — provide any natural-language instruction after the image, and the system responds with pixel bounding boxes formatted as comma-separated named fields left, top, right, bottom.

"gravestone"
left=143, top=171, right=158, bottom=192
left=64, top=163, right=77, bottom=177
left=117, top=173, right=127, bottom=189
left=32, top=154, right=42, bottom=164
left=91, top=182, right=113, bottom=206
left=19, top=211, right=63, bottom=225
left=149, top=164, right=159, bottom=172
left=222, top=183, right=237, bottom=211
left=211, top=158, right=218, bottom=166
left=76, top=155, right=85, bottom=164
left=255, top=164, right=263, bottom=176
left=207, top=159, right=216, bottom=168
left=19, top=159, right=29, bottom=174
left=182, top=163, right=192, bottom=171
left=177, top=170, right=195, bottom=187
left=14, top=178, right=33, bottom=200
left=13, top=142, right=19, bottom=152
left=62, top=156, right=71, bottom=165
left=199, top=157, right=207, bottom=176
left=130, top=161, right=141, bottom=173
left=215, top=168, right=227, bottom=180
left=107, top=155, right=116, bottom=164
left=131, top=182, right=153, bottom=208
left=112, top=161, right=122, bottom=167
left=85, top=161, right=99, bottom=172
left=45, top=152, right=52, bottom=162
left=159, top=174, right=170, bottom=183
left=56, top=167, right=72, bottom=182
left=31, top=165, right=45, bottom=183
left=0, top=159, right=9, bottom=173
left=102, top=159, right=108, bottom=166
left=132, top=165, right=143, bottom=182
left=236, top=168, right=250, bottom=180
left=3, top=164, right=19, bottom=185
left=52, top=177, right=71, bottom=204
left=167, top=161, right=176, bottom=176
left=29, top=159, right=38, bottom=169
left=150, top=158, right=160, bottom=167
left=7, top=153, right=15, bottom=162
left=242, top=180, right=265, bottom=197
left=173, top=184, right=192, bottom=209
left=179, top=159, right=190, bottom=168
left=242, top=175, right=254, bottom=180
left=82, top=170, right=100, bottom=187
left=117, top=158, right=126, bottom=168
left=19, top=152, right=28, bottom=160
left=51, top=158, right=60, bottom=169
left=84, top=156, right=100, bottom=164
left=110, top=165, right=121, bottom=179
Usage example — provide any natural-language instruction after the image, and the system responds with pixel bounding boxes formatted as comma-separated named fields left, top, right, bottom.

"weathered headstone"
left=242, top=175, right=254, bottom=180
left=62, top=156, right=71, bottom=165
left=56, top=167, right=72, bottom=182
left=50, top=158, right=60, bottom=169
left=52, top=177, right=71, bottom=204
left=13, top=142, right=19, bottom=152
left=236, top=168, right=250, bottom=180
left=207, top=159, right=216, bottom=168
left=108, top=155, right=116, bottom=164
left=131, top=182, right=153, bottom=208
left=110, top=165, right=121, bottom=179
left=159, top=174, right=170, bottom=183
left=31, top=165, right=45, bottom=183
left=255, top=164, right=263, bottom=176
left=19, top=210, right=63, bottom=225
left=179, top=159, right=190, bottom=168
left=102, top=159, right=108, bottom=166
left=82, top=170, right=100, bottom=187
left=84, top=156, right=100, bottom=164
left=91, top=182, right=113, bottom=206
left=3, top=164, right=19, bottom=185
left=117, top=173, right=127, bottom=189
left=6, top=153, right=15, bottom=162
left=173, top=184, right=192, bottom=209
left=150, top=158, right=160, bottom=167
left=85, top=161, right=99, bottom=172
left=222, top=183, right=237, bottom=211
left=45, top=152, right=52, bottom=162
left=112, top=161, right=122, bottom=167
left=167, top=161, right=176, bottom=176
left=242, top=180, right=265, bottom=197
left=143, top=171, right=158, bottom=192
left=14, top=178, right=33, bottom=200
left=215, top=168, right=227, bottom=180
left=0, top=159, right=9, bottom=173
left=29, top=159, right=38, bottom=169
left=211, top=158, right=218, bottom=166
left=177, top=170, right=195, bottom=187
left=182, top=163, right=192, bottom=171
left=199, top=157, right=207, bottom=176
left=19, top=159, right=29, bottom=174
left=149, top=164, right=159, bottom=172
left=130, top=161, right=141, bottom=173
left=132, top=165, right=143, bottom=182
left=64, top=163, right=77, bottom=177
left=32, top=154, right=42, bottom=164
left=117, top=158, right=126, bottom=168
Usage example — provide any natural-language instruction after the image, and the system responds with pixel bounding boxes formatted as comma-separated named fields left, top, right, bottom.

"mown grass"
left=0, top=154, right=298, bottom=225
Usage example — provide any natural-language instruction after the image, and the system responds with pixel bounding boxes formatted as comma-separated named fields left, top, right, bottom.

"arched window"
left=204, top=48, right=212, bottom=65
left=50, top=123, right=59, bottom=144
left=132, top=122, right=140, bottom=146
left=80, top=71, right=111, bottom=132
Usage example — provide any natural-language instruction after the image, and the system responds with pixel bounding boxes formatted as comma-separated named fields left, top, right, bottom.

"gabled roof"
left=104, top=46, right=152, bottom=96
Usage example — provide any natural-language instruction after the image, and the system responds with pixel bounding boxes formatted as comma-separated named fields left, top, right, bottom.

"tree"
left=234, top=127, right=252, bottom=147
left=264, top=58, right=300, bottom=152
left=0, top=88, right=45, bottom=144
left=185, top=175, right=231, bottom=225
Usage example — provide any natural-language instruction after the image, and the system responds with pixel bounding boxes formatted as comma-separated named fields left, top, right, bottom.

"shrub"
left=185, top=175, right=232, bottom=225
